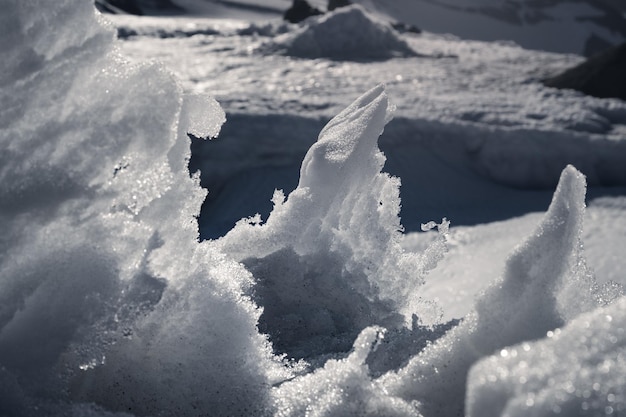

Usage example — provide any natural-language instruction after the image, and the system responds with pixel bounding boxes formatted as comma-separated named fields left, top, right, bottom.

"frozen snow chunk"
left=467, top=295, right=626, bottom=417
left=381, top=165, right=602, bottom=417
left=220, top=85, right=443, bottom=359
left=263, top=5, right=419, bottom=61
left=74, top=253, right=277, bottom=417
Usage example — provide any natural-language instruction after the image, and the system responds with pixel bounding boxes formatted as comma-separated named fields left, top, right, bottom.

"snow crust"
left=2, top=1, right=626, bottom=417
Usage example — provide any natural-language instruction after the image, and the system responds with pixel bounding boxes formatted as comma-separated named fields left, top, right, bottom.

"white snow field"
left=2, top=1, right=626, bottom=416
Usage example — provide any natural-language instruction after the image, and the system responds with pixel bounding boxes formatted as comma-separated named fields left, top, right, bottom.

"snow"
left=217, top=86, right=447, bottom=360
left=2, top=0, right=626, bottom=416
left=467, top=296, right=626, bottom=417
left=378, top=165, right=603, bottom=417
left=260, top=5, right=419, bottom=60
left=1, top=1, right=277, bottom=415
left=144, top=0, right=626, bottom=56
left=356, top=0, right=626, bottom=55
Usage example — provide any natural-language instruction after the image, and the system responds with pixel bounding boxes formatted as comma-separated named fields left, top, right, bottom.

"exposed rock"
left=284, top=0, right=323, bottom=24
left=583, top=33, right=614, bottom=57
left=391, top=21, right=422, bottom=34
left=543, top=42, right=626, bottom=101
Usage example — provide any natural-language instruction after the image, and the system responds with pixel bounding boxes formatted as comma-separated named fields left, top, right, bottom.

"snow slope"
left=2, top=1, right=626, bottom=417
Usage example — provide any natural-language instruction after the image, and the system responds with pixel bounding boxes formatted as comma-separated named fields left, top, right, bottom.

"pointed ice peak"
left=475, top=165, right=589, bottom=342
left=543, top=164, right=587, bottom=232
left=318, top=84, right=389, bottom=139
left=299, top=84, right=392, bottom=189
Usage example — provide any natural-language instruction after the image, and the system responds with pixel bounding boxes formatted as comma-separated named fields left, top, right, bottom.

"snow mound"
left=0, top=1, right=276, bottom=415
left=263, top=5, right=419, bottom=60
left=379, top=165, right=604, bottom=417
left=218, top=85, right=447, bottom=360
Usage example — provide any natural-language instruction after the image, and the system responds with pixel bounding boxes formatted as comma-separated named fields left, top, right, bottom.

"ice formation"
left=379, top=165, right=606, bottom=417
left=262, top=5, right=419, bottom=60
left=0, top=1, right=276, bottom=415
left=2, top=1, right=626, bottom=416
left=218, top=85, right=447, bottom=360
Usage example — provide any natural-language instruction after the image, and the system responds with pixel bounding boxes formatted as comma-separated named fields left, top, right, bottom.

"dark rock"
left=328, top=0, right=352, bottom=12
left=543, top=42, right=626, bottom=101
left=284, top=0, right=323, bottom=24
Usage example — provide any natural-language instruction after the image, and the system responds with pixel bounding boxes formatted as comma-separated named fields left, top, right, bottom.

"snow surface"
left=358, top=0, right=626, bottom=55
left=2, top=1, right=626, bottom=417
left=157, top=0, right=626, bottom=55
left=108, top=10, right=626, bottom=237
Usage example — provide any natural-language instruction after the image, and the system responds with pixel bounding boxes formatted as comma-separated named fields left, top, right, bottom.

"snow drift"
left=2, top=1, right=626, bottom=417
left=467, top=296, right=626, bottom=417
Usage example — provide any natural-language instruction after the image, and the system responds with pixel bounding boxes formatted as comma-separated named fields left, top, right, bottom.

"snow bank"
left=358, top=0, right=626, bottom=55
left=0, top=1, right=277, bottom=415
left=262, top=5, right=419, bottom=60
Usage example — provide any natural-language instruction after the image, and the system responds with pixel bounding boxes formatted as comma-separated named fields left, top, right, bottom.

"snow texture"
left=218, top=85, right=446, bottom=360
left=380, top=165, right=605, bottom=417
left=0, top=1, right=276, bottom=415
left=467, top=296, right=626, bottom=417
left=2, top=1, right=626, bottom=416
